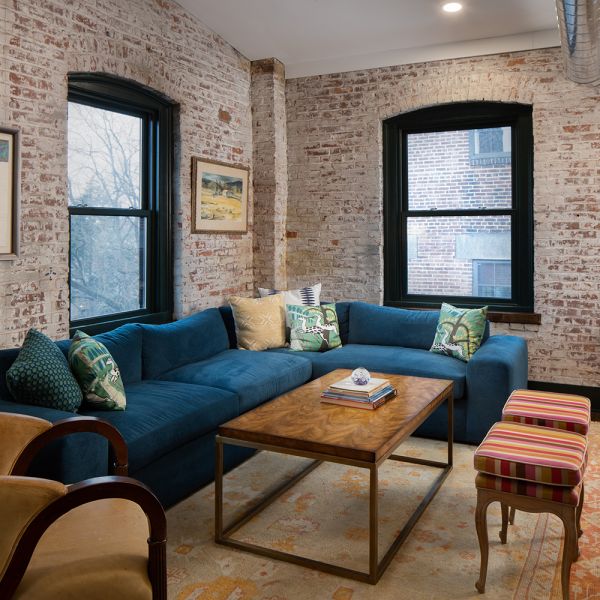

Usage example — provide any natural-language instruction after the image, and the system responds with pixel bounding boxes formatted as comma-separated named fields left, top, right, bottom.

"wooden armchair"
left=0, top=412, right=128, bottom=477
left=0, top=413, right=167, bottom=599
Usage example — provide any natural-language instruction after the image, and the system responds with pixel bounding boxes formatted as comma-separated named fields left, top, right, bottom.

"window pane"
left=406, top=128, right=512, bottom=210
left=473, top=260, right=511, bottom=298
left=406, top=215, right=511, bottom=298
left=70, top=215, right=146, bottom=321
left=68, top=103, right=142, bottom=209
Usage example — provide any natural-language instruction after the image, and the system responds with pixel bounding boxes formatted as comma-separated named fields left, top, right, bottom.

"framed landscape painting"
left=192, top=158, right=248, bottom=233
left=0, top=126, right=19, bottom=260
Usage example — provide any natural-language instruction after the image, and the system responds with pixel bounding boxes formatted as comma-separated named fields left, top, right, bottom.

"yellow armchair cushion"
left=12, top=498, right=152, bottom=600
left=0, top=476, right=67, bottom=578
left=0, top=413, right=52, bottom=475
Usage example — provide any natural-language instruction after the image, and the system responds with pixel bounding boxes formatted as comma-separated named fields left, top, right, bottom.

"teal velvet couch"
left=0, top=301, right=527, bottom=507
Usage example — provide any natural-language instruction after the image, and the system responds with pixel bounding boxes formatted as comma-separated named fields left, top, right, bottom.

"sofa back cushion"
left=56, top=324, right=143, bottom=385
left=95, top=324, right=143, bottom=384
left=141, top=308, right=229, bottom=379
left=220, top=301, right=352, bottom=349
left=218, top=305, right=237, bottom=349
left=348, top=303, right=439, bottom=349
left=0, top=348, right=20, bottom=402
left=348, top=302, right=489, bottom=349
left=334, top=302, right=351, bottom=345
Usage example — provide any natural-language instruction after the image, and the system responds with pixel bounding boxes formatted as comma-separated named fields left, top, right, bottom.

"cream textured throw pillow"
left=229, top=294, right=286, bottom=351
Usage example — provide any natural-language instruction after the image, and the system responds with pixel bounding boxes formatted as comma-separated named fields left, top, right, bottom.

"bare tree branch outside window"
left=68, top=103, right=146, bottom=321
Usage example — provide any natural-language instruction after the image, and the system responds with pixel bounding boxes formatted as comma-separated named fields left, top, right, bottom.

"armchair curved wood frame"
left=0, top=476, right=167, bottom=600
left=10, top=416, right=128, bottom=477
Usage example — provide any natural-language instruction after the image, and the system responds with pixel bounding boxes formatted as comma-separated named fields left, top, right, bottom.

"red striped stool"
left=502, top=389, right=591, bottom=435
left=502, top=389, right=591, bottom=526
left=474, top=421, right=588, bottom=600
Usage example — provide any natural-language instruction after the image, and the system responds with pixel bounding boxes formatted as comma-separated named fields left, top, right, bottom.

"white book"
left=329, top=376, right=390, bottom=395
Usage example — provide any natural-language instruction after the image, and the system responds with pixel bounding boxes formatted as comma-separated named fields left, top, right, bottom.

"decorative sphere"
left=351, top=367, right=371, bottom=386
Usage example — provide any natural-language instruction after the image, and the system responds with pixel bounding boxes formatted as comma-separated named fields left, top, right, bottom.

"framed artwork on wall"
left=191, top=158, right=249, bottom=233
left=0, top=126, right=19, bottom=260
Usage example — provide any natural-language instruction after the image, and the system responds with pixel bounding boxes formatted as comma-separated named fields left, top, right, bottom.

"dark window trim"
left=68, top=73, right=177, bottom=335
left=383, top=101, right=534, bottom=313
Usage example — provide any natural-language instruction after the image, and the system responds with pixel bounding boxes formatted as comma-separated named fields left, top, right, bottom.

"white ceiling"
left=177, top=0, right=560, bottom=78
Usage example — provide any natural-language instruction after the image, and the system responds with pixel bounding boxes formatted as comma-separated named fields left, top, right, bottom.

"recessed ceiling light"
left=442, top=2, right=463, bottom=13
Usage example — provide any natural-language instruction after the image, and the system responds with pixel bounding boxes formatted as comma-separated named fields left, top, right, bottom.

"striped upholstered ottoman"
left=473, top=421, right=588, bottom=600
left=501, top=389, right=591, bottom=527
left=502, top=389, right=591, bottom=435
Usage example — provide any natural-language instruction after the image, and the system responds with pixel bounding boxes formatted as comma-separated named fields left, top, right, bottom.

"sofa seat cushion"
left=80, top=380, right=238, bottom=472
left=268, top=344, right=467, bottom=399
left=158, top=349, right=312, bottom=413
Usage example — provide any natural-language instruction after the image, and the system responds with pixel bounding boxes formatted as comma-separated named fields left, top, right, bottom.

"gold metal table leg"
left=214, top=391, right=454, bottom=584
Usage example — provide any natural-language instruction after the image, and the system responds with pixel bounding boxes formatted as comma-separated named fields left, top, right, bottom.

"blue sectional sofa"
left=0, top=301, right=527, bottom=507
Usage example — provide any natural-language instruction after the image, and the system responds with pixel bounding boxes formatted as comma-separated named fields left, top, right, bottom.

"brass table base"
left=215, top=397, right=453, bottom=585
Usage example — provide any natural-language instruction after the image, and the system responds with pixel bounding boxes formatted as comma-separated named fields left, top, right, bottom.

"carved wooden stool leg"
left=509, top=506, right=516, bottom=525
left=576, top=482, right=584, bottom=538
left=500, top=503, right=509, bottom=544
left=475, top=490, right=492, bottom=594
left=559, top=505, right=578, bottom=600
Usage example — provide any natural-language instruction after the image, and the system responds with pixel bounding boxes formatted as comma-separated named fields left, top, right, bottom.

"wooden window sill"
left=487, top=312, right=541, bottom=325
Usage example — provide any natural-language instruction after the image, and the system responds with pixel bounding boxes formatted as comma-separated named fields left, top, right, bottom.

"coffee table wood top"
left=218, top=369, right=453, bottom=464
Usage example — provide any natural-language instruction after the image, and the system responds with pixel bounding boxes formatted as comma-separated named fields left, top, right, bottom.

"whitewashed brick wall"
left=0, top=0, right=253, bottom=347
left=251, top=58, right=288, bottom=291
left=286, top=49, right=600, bottom=387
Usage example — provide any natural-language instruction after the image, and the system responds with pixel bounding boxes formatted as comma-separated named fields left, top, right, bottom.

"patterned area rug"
left=167, top=423, right=599, bottom=599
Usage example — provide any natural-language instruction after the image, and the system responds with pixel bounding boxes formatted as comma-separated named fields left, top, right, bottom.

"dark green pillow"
left=6, top=329, right=83, bottom=412
left=69, top=330, right=126, bottom=411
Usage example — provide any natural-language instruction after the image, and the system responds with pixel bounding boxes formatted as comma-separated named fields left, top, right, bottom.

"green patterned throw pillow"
left=430, top=303, right=488, bottom=362
left=6, top=329, right=83, bottom=412
left=68, top=331, right=126, bottom=411
left=288, top=304, right=342, bottom=352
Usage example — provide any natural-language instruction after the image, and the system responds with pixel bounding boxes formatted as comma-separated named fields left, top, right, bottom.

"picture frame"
left=191, top=157, right=249, bottom=233
left=0, top=126, right=19, bottom=260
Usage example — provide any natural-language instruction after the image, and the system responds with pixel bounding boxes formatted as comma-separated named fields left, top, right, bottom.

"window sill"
left=487, top=311, right=541, bottom=325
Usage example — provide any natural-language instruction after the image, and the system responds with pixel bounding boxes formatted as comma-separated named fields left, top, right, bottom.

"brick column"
left=251, top=58, right=288, bottom=291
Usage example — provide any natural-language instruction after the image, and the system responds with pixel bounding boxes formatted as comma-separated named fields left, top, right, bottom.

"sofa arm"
left=465, top=335, right=528, bottom=444
left=0, top=401, right=110, bottom=484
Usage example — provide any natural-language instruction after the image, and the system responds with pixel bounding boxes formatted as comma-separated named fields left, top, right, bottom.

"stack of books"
left=321, top=375, right=396, bottom=410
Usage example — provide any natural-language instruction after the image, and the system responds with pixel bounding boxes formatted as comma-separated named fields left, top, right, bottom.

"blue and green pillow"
left=69, top=331, right=126, bottom=411
left=287, top=304, right=342, bottom=352
left=430, top=303, right=487, bottom=362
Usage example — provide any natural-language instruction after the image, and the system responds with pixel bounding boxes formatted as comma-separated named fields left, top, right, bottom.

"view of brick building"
left=406, top=127, right=513, bottom=298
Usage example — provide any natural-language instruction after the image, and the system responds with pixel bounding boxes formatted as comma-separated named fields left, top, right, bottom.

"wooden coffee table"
left=215, top=369, right=453, bottom=584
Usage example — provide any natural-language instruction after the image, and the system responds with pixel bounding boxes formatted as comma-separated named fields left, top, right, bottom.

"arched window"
left=67, top=73, right=176, bottom=333
left=383, top=102, right=533, bottom=313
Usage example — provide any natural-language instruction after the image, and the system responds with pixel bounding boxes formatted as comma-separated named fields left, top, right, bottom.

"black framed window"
left=383, top=102, right=533, bottom=313
left=67, top=73, right=175, bottom=334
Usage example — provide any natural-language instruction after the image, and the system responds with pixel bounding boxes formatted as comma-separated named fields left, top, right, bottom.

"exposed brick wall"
left=251, top=58, right=288, bottom=290
left=0, top=0, right=253, bottom=347
left=285, top=49, right=600, bottom=387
